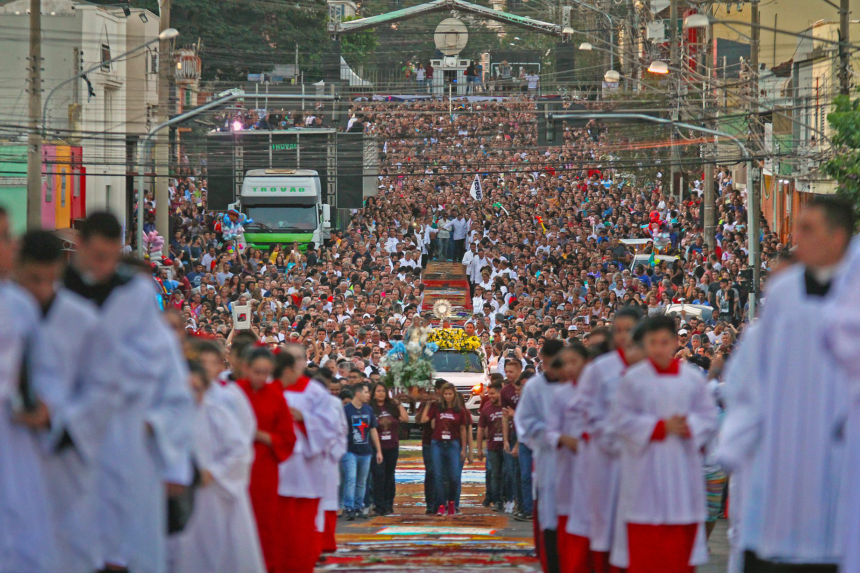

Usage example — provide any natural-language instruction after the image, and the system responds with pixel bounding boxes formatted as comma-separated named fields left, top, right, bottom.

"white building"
left=0, top=0, right=161, bottom=229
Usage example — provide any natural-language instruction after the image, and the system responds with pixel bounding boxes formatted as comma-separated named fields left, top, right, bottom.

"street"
left=327, top=441, right=731, bottom=571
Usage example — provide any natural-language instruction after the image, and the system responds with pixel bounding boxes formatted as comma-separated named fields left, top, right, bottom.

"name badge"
left=381, top=433, right=392, bottom=440
left=442, top=431, right=452, bottom=440
left=494, top=435, right=503, bottom=441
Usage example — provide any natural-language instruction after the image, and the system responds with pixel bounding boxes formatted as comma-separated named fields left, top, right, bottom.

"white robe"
left=609, top=360, right=717, bottom=568
left=548, top=382, right=590, bottom=537
left=278, top=379, right=340, bottom=500
left=91, top=275, right=194, bottom=573
left=319, top=392, right=349, bottom=530
left=0, top=282, right=61, bottom=573
left=171, top=390, right=265, bottom=573
left=716, top=265, right=848, bottom=565
left=514, top=372, right=565, bottom=531
left=38, top=289, right=111, bottom=573
left=819, top=239, right=860, bottom=573
left=717, top=322, right=763, bottom=573
left=578, top=350, right=626, bottom=552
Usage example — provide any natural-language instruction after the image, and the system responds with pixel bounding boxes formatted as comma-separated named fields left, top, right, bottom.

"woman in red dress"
left=237, top=347, right=296, bottom=572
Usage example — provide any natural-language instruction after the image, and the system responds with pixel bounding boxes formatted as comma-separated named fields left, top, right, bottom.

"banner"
left=469, top=174, right=483, bottom=201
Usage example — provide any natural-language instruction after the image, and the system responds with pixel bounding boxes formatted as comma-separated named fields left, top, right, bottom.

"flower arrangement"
left=427, top=328, right=482, bottom=352
left=380, top=325, right=438, bottom=391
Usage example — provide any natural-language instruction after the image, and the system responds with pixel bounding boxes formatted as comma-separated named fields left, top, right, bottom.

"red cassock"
left=238, top=380, right=296, bottom=573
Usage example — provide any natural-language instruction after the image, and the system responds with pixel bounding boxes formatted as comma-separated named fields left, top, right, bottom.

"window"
left=45, top=170, right=53, bottom=202
left=101, top=44, right=111, bottom=71
left=105, top=184, right=111, bottom=209
left=150, top=50, right=158, bottom=75
left=60, top=168, right=67, bottom=207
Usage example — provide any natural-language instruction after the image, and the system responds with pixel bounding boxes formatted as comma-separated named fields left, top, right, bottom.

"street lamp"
left=41, top=28, right=179, bottom=136
left=579, top=42, right=593, bottom=51
left=604, top=70, right=621, bottom=83
left=683, top=13, right=710, bottom=29
left=647, top=60, right=670, bottom=74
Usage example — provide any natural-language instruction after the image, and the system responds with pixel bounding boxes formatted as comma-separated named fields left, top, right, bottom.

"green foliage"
left=341, top=16, right=379, bottom=68
left=823, top=94, right=860, bottom=215
left=132, top=0, right=328, bottom=81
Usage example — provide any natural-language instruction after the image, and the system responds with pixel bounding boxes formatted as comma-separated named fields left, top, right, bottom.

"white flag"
left=469, top=174, right=483, bottom=201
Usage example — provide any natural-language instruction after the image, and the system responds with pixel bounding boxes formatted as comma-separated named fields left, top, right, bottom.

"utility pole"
left=669, top=0, right=679, bottom=202
left=839, top=0, right=850, bottom=95
left=748, top=0, right=762, bottom=310
left=26, top=0, right=42, bottom=230
left=703, top=17, right=716, bottom=248
left=154, top=0, right=171, bottom=241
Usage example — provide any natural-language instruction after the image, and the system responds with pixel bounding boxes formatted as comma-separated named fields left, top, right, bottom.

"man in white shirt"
left=449, top=212, right=470, bottom=262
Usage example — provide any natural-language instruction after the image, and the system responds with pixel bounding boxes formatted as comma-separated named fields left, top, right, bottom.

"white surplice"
left=716, top=265, right=848, bottom=565
left=37, top=288, right=111, bottom=573
left=716, top=321, right=762, bottom=573
left=609, top=360, right=717, bottom=568
left=0, top=282, right=60, bottom=573
left=171, top=390, right=265, bottom=573
left=279, top=378, right=341, bottom=499
left=514, top=372, right=565, bottom=531
left=819, top=239, right=860, bottom=573
left=318, top=392, right=349, bottom=529
left=90, top=275, right=194, bottom=573
left=578, top=350, right=626, bottom=551
left=548, top=382, right=590, bottom=537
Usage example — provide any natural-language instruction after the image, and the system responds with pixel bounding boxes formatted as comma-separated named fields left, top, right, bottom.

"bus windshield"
left=431, top=351, right=483, bottom=373
left=245, top=205, right=318, bottom=231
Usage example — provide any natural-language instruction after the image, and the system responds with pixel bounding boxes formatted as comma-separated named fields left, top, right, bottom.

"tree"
left=131, top=0, right=329, bottom=82
left=823, top=94, right=860, bottom=216
left=341, top=16, right=379, bottom=69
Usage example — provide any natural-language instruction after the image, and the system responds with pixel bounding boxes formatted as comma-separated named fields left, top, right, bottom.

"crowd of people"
left=2, top=91, right=859, bottom=573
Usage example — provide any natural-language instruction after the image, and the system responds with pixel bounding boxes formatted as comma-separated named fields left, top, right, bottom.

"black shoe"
left=513, top=511, right=533, bottom=522
left=425, top=507, right=435, bottom=515
left=482, top=498, right=491, bottom=507
left=373, top=507, right=386, bottom=517
left=493, top=502, right=504, bottom=512
left=346, top=510, right=355, bottom=521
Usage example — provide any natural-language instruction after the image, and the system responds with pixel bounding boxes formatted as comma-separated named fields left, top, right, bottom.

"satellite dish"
left=434, top=18, right=468, bottom=56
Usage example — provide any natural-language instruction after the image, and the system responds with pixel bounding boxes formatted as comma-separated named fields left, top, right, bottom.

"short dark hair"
left=810, top=195, right=856, bottom=236
left=190, top=338, right=224, bottom=358
left=81, top=211, right=121, bottom=241
left=566, top=340, right=590, bottom=360
left=488, top=380, right=503, bottom=391
left=353, top=382, right=369, bottom=394
left=273, top=350, right=297, bottom=378
left=242, top=346, right=273, bottom=365
left=615, top=305, right=643, bottom=323
left=18, top=230, right=64, bottom=264
left=642, top=315, right=677, bottom=337
left=540, top=338, right=565, bottom=358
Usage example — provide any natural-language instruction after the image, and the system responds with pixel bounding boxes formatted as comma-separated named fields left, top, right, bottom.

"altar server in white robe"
left=317, top=368, right=349, bottom=554
left=63, top=212, right=194, bottom=573
left=609, top=315, right=717, bottom=573
left=717, top=197, right=853, bottom=573
left=171, top=363, right=265, bottom=573
left=577, top=306, right=643, bottom=573
left=815, top=219, right=860, bottom=573
left=717, top=321, right=762, bottom=573
left=276, top=345, right=343, bottom=573
left=515, top=339, right=567, bottom=573
left=189, top=338, right=260, bottom=556
left=196, top=337, right=257, bottom=449
left=0, top=210, right=61, bottom=573
left=548, top=342, right=592, bottom=573
left=15, top=230, right=113, bottom=573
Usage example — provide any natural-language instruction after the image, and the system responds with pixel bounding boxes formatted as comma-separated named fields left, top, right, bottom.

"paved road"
left=319, top=441, right=730, bottom=571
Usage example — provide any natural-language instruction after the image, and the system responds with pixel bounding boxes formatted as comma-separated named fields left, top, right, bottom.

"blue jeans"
left=431, top=439, right=461, bottom=507
left=422, top=444, right=436, bottom=510
left=486, top=449, right=504, bottom=504
left=341, top=452, right=372, bottom=511
left=437, top=237, right=450, bottom=260
left=518, top=442, right=534, bottom=514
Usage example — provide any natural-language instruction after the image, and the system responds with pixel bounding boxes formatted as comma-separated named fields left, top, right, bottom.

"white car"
left=430, top=350, right=487, bottom=424
left=403, top=350, right=487, bottom=429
